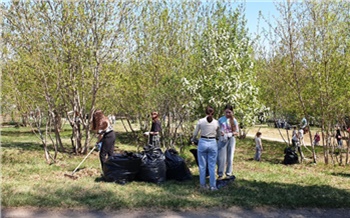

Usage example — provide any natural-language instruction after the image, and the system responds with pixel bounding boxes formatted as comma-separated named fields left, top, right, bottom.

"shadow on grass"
left=1, top=130, right=141, bottom=152
left=3, top=176, right=350, bottom=210
left=1, top=141, right=43, bottom=151
left=1, top=129, right=34, bottom=136
left=331, top=172, right=350, bottom=178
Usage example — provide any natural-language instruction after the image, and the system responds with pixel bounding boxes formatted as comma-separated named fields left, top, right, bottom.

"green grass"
left=1, top=126, right=350, bottom=210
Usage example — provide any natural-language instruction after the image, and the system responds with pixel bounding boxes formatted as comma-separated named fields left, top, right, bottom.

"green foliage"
left=257, top=0, right=350, bottom=124
left=182, top=5, right=267, bottom=126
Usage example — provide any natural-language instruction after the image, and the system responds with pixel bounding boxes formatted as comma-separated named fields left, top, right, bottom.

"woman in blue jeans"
left=192, top=106, right=220, bottom=190
left=217, top=104, right=239, bottom=179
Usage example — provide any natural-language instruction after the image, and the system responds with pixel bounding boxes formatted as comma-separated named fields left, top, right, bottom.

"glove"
left=95, top=142, right=102, bottom=151
left=191, top=138, right=198, bottom=145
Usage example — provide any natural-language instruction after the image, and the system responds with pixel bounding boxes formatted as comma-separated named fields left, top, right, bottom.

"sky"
left=244, top=1, right=280, bottom=37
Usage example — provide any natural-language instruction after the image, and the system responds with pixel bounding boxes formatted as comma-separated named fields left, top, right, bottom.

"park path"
left=2, top=207, right=350, bottom=218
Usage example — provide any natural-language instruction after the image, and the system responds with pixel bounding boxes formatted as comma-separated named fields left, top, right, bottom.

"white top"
left=299, top=129, right=304, bottom=139
left=192, top=116, right=220, bottom=139
left=255, top=136, right=262, bottom=149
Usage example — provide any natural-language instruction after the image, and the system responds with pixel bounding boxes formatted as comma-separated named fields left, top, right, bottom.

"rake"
left=64, top=146, right=96, bottom=180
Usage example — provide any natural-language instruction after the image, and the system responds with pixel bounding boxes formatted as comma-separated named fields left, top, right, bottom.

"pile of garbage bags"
left=103, top=147, right=192, bottom=184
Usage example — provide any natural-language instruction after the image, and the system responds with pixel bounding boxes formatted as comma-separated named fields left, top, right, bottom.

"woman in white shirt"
left=192, top=106, right=220, bottom=191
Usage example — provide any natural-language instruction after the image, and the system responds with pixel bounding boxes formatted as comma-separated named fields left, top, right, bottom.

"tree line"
left=256, top=0, right=350, bottom=165
left=2, top=0, right=349, bottom=165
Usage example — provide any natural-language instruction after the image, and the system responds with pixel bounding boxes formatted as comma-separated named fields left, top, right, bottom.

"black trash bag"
left=103, top=151, right=142, bottom=184
left=216, top=175, right=236, bottom=189
left=164, top=148, right=192, bottom=181
left=283, top=147, right=299, bottom=165
left=136, top=147, right=166, bottom=184
left=190, top=149, right=209, bottom=177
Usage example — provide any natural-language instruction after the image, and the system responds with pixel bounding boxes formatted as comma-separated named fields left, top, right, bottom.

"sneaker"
left=200, top=184, right=209, bottom=190
left=217, top=175, right=223, bottom=180
left=210, top=187, right=218, bottom=191
left=226, top=175, right=236, bottom=180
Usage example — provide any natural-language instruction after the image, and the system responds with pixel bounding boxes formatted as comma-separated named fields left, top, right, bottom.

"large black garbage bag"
left=190, top=149, right=209, bottom=177
left=216, top=175, right=236, bottom=189
left=165, top=148, right=192, bottom=181
left=103, top=152, right=142, bottom=184
left=283, top=147, right=299, bottom=165
left=136, top=147, right=166, bottom=184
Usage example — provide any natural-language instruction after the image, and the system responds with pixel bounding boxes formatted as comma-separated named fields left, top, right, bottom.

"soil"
left=2, top=207, right=350, bottom=218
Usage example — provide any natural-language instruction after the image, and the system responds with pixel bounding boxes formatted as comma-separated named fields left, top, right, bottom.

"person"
left=254, top=132, right=263, bottom=161
left=149, top=111, right=161, bottom=147
left=335, top=127, right=342, bottom=149
left=313, top=132, right=321, bottom=146
left=291, top=128, right=299, bottom=148
left=298, top=127, right=305, bottom=158
left=91, top=110, right=116, bottom=170
left=217, top=104, right=239, bottom=179
left=299, top=127, right=305, bottom=147
left=301, top=117, right=307, bottom=129
left=292, top=126, right=297, bottom=139
left=191, top=106, right=220, bottom=191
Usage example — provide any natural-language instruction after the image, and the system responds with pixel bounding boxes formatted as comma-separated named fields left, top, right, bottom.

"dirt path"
left=2, top=207, right=350, bottom=218
left=246, top=126, right=320, bottom=146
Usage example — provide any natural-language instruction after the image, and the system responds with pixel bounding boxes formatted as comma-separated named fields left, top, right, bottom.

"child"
left=254, top=132, right=263, bottom=161
left=313, top=132, right=320, bottom=146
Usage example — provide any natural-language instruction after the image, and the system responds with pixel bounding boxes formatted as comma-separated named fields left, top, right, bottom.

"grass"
left=1, top=125, right=350, bottom=210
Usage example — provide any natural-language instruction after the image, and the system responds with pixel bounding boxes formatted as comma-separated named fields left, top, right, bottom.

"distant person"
left=149, top=111, right=161, bottom=147
left=254, top=132, right=263, bottom=161
left=281, top=119, right=285, bottom=129
left=91, top=110, right=116, bottom=170
left=297, top=127, right=305, bottom=160
left=292, top=126, right=297, bottom=138
left=301, top=117, right=307, bottom=129
left=217, top=104, right=239, bottom=179
left=291, top=127, right=303, bottom=161
left=335, top=127, right=342, bottom=149
left=191, top=106, right=220, bottom=191
left=313, top=132, right=321, bottom=146
left=299, top=127, right=305, bottom=147
left=292, top=128, right=299, bottom=148
left=277, top=119, right=281, bottom=128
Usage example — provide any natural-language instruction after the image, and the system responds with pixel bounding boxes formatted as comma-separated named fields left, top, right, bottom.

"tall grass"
left=1, top=126, right=350, bottom=210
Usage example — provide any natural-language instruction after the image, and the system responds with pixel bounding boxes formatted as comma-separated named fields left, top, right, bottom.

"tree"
left=2, top=0, right=136, bottom=160
left=182, top=4, right=267, bottom=129
left=257, top=0, right=350, bottom=164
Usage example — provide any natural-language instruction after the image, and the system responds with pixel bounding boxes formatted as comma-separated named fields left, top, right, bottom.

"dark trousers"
left=99, top=131, right=116, bottom=169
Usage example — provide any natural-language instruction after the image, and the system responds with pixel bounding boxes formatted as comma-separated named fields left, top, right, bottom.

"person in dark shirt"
left=91, top=110, right=116, bottom=170
left=335, top=126, right=342, bottom=149
left=149, top=111, right=161, bottom=147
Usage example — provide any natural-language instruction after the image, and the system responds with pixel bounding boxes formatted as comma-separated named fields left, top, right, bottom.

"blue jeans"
left=217, top=136, right=235, bottom=176
left=197, top=138, right=218, bottom=188
left=254, top=148, right=262, bottom=161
